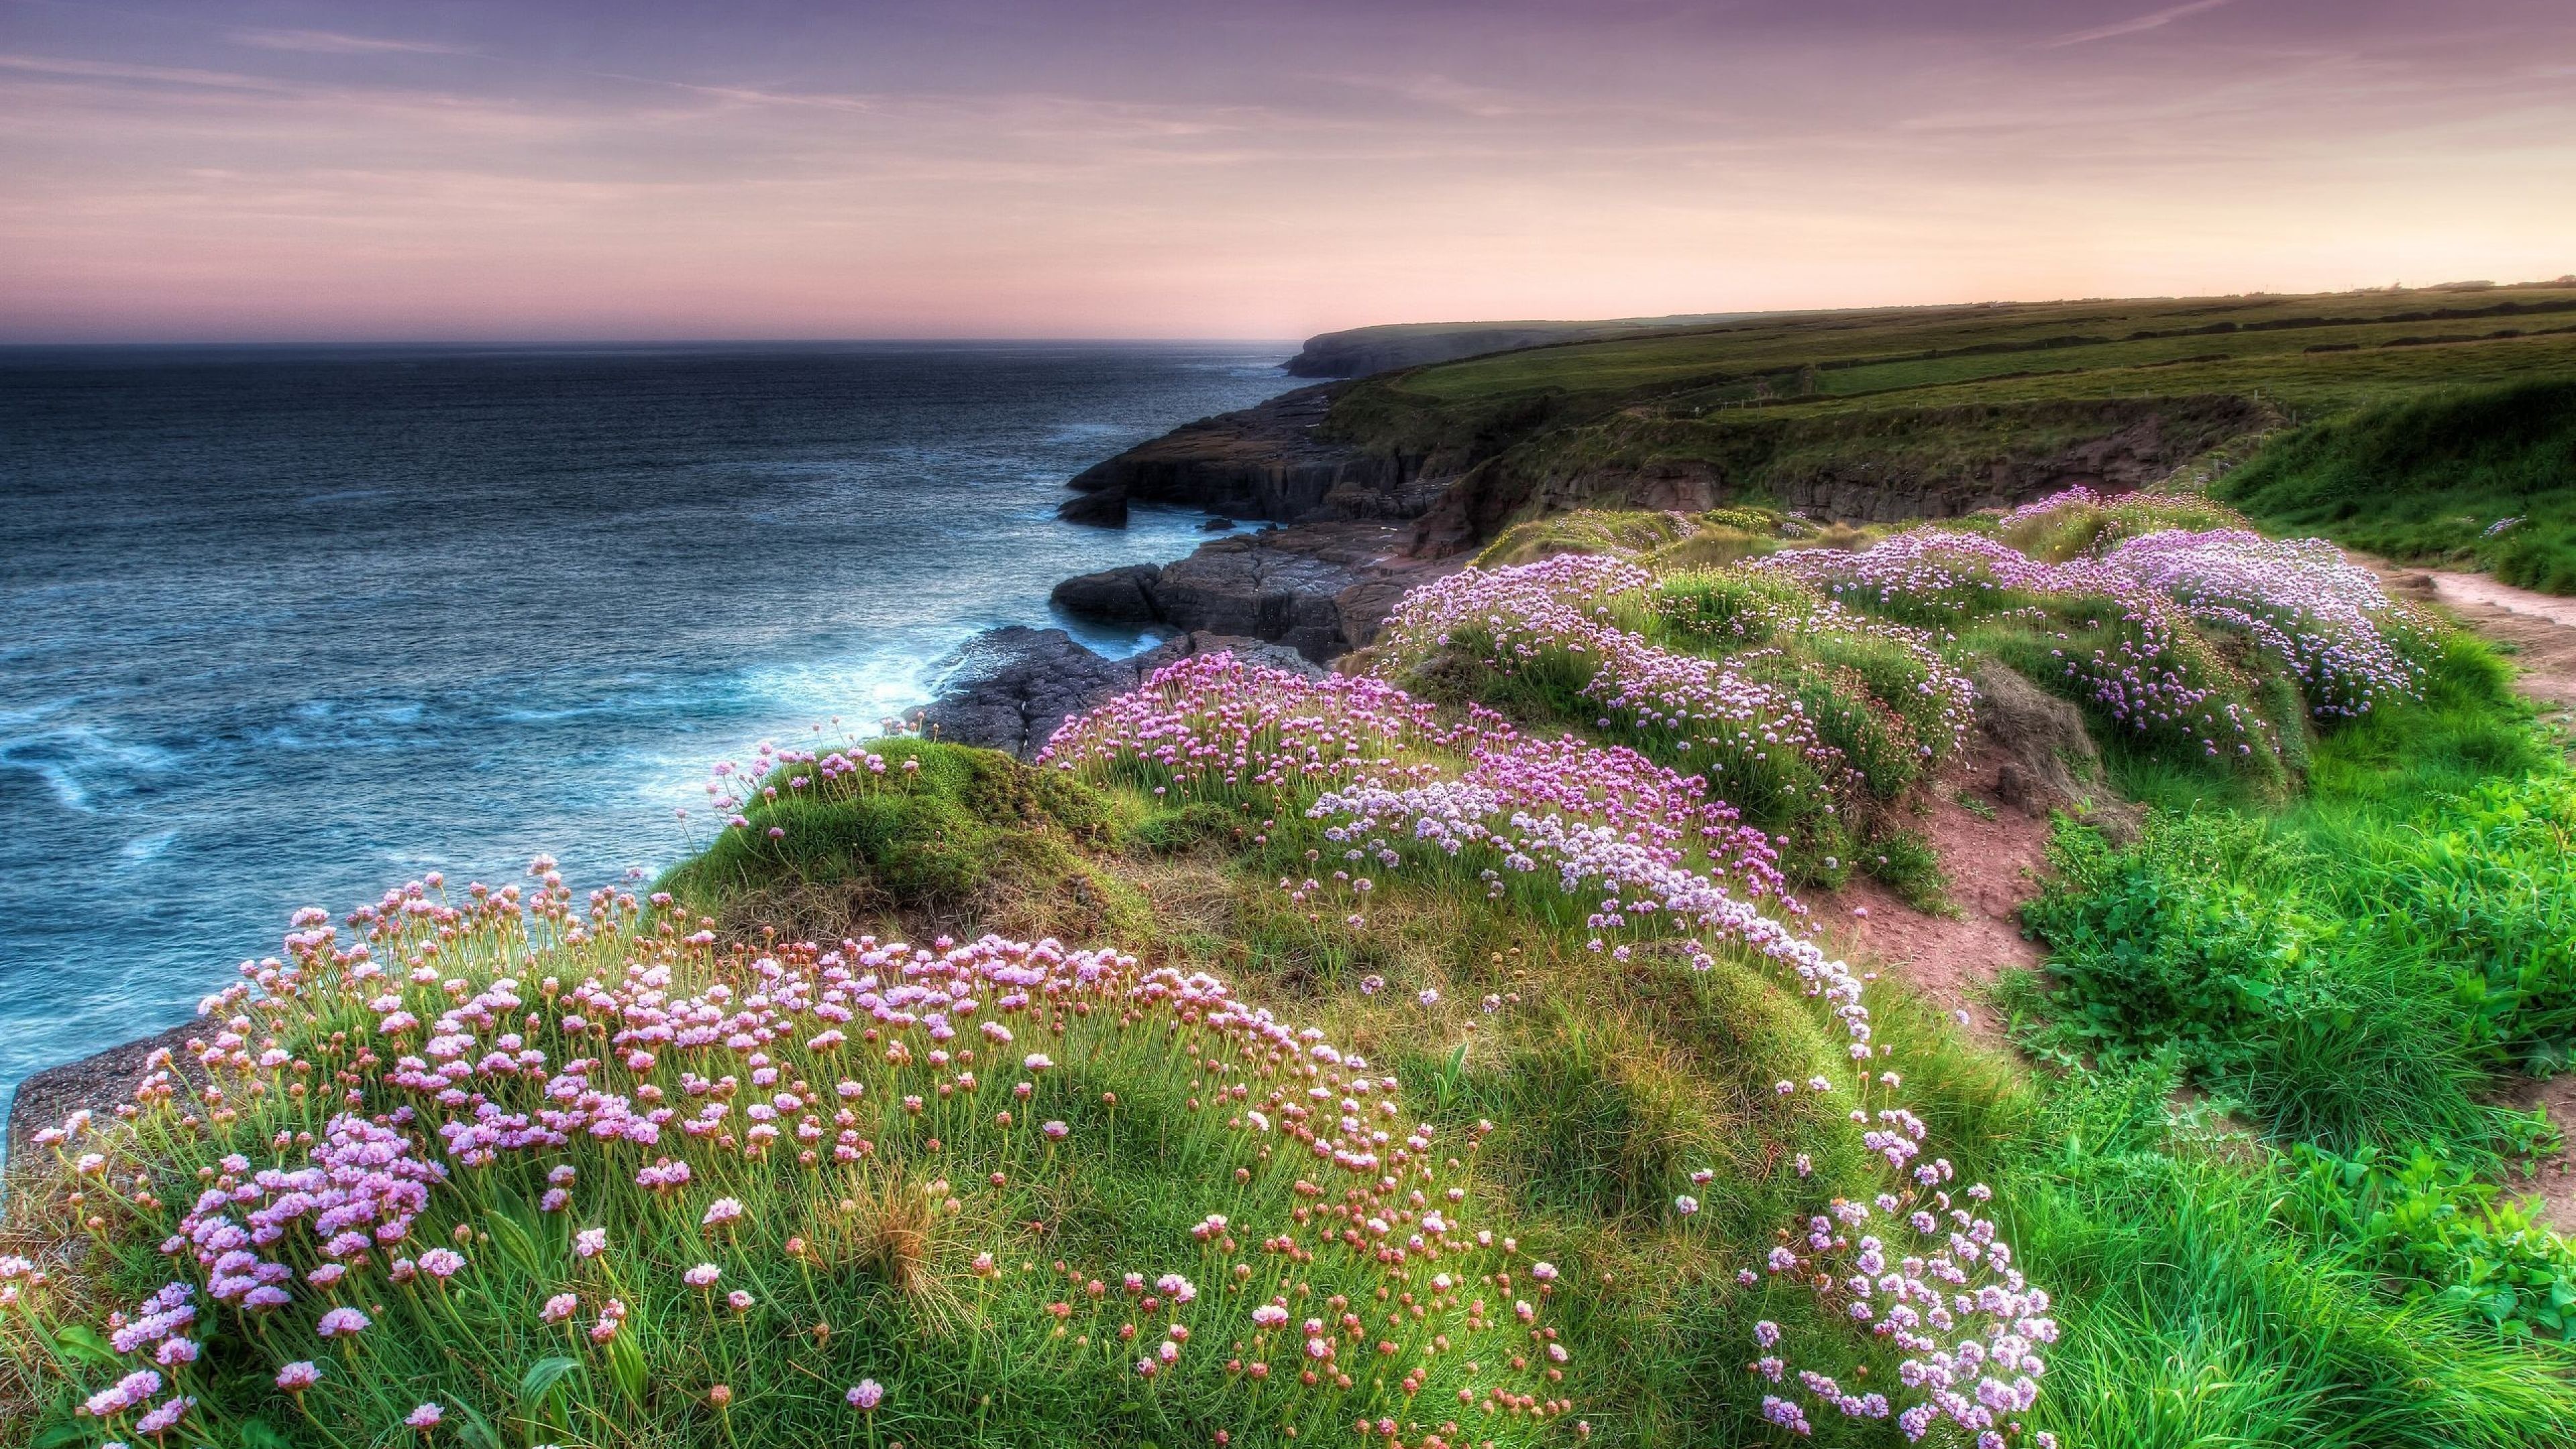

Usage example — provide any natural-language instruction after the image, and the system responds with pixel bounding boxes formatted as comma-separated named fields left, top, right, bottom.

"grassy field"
left=1324, top=281, right=2576, bottom=582
left=13, top=494, right=2576, bottom=1447
left=1364, top=284, right=2576, bottom=411
left=2218, top=380, right=2576, bottom=590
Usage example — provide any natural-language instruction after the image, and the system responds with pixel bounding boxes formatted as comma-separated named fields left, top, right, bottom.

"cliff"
left=1281, top=313, right=1750, bottom=378
left=1055, top=384, right=1442, bottom=527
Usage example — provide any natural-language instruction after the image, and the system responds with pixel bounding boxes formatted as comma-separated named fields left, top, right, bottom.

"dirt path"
left=1818, top=561, right=2576, bottom=1232
left=1813, top=747, right=2055, bottom=1049
left=2369, top=561, right=2576, bottom=717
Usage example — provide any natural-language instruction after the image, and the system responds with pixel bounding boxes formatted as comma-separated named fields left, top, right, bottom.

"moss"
left=657, top=739, right=1138, bottom=941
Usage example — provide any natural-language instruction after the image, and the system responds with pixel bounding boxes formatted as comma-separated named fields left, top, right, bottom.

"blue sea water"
left=0, top=341, right=1291, bottom=1135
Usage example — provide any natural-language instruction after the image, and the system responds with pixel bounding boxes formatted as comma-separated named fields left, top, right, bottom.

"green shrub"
left=2220, top=378, right=2576, bottom=592
left=2286, top=1141, right=2576, bottom=1342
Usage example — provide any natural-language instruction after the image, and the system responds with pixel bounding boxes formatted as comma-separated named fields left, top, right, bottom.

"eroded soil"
left=1813, top=747, right=2055, bottom=1049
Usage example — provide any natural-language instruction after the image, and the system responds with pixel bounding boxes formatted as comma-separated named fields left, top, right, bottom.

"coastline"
left=0, top=346, right=1301, bottom=1163
left=3, top=372, right=1438, bottom=1157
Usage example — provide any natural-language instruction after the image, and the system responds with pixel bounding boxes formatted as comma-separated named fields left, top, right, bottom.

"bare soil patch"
left=1812, top=748, right=2055, bottom=1046
left=2367, top=559, right=2576, bottom=717
left=2504, top=1073, right=2576, bottom=1236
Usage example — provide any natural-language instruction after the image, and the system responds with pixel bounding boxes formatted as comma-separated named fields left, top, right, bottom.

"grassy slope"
left=681, top=519, right=2576, bottom=1445
left=2219, top=380, right=2576, bottom=590
left=15, top=508, right=2576, bottom=1445
left=1321, top=283, right=2576, bottom=572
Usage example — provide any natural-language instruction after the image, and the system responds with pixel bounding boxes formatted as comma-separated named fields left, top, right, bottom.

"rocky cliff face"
left=1056, top=386, right=1441, bottom=528
left=1050, top=521, right=1463, bottom=661
left=1402, top=394, right=2275, bottom=552
left=1762, top=397, right=2273, bottom=522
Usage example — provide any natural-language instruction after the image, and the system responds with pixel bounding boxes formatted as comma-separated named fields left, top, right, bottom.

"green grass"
left=1322, top=280, right=2576, bottom=549
left=19, top=495, right=2576, bottom=1447
left=2006, top=1061, right=2576, bottom=1449
left=1366, top=284, right=2576, bottom=411
left=2220, top=379, right=2576, bottom=592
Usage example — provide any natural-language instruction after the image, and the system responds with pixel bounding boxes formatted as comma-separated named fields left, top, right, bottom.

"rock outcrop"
left=915, top=627, right=1324, bottom=759
left=1051, top=522, right=1463, bottom=661
left=1055, top=386, right=1440, bottom=528
left=1971, top=658, right=2142, bottom=843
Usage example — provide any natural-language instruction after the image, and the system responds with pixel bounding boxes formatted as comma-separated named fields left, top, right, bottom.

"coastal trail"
left=2369, top=559, right=2576, bottom=718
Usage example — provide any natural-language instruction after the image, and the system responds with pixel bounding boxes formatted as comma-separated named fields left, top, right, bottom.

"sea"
left=0, top=341, right=1293, bottom=1137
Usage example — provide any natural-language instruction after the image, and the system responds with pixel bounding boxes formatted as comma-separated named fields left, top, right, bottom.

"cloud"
left=2041, top=0, right=2233, bottom=48
left=0, top=52, right=290, bottom=91
left=231, top=28, right=474, bottom=57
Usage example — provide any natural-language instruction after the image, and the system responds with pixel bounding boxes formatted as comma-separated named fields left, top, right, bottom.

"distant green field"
left=1377, top=286, right=2576, bottom=409
left=1327, top=282, right=2576, bottom=587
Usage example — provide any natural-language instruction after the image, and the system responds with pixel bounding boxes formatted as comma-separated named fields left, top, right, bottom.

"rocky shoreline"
left=926, top=380, right=1470, bottom=760
left=1051, top=383, right=1441, bottom=528
left=0, top=370, right=2223, bottom=1152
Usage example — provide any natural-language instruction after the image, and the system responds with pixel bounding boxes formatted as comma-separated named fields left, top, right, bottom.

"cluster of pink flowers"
left=158, top=1112, right=448, bottom=1324
left=1755, top=531, right=2279, bottom=757
left=2104, top=528, right=2428, bottom=718
left=1745, top=1181, right=2058, bottom=1446
left=1372, top=555, right=1868, bottom=824
left=27, top=859, right=1570, bottom=1449
left=1997, top=487, right=2114, bottom=533
left=73, top=1285, right=199, bottom=1434
left=1051, top=647, right=2051, bottom=1440
left=1803, top=496, right=2429, bottom=739
left=1041, top=651, right=1474, bottom=793
left=698, top=736, right=894, bottom=837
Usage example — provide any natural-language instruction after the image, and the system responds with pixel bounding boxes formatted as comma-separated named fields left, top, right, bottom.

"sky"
left=1, top=0, right=2571, bottom=341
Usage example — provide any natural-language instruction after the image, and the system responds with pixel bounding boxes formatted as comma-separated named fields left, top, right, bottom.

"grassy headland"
left=13, top=479, right=2576, bottom=1447
left=2217, top=380, right=2576, bottom=590
left=1291, top=281, right=2576, bottom=586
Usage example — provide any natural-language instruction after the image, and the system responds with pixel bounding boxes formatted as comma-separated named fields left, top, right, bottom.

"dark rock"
left=1972, top=659, right=2143, bottom=845
left=1200, top=517, right=1236, bottom=532
left=1130, top=630, right=1328, bottom=684
left=914, top=627, right=1143, bottom=759
left=7, top=1021, right=201, bottom=1163
left=1062, top=385, right=1441, bottom=526
left=1051, top=522, right=1464, bottom=663
left=1049, top=564, right=1163, bottom=623
left=1055, top=488, right=1130, bottom=528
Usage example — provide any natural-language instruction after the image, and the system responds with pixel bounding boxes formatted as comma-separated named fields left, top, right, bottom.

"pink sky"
left=2, top=0, right=2571, bottom=341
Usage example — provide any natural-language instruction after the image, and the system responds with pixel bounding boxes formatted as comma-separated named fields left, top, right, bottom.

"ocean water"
left=0, top=341, right=1290, bottom=1134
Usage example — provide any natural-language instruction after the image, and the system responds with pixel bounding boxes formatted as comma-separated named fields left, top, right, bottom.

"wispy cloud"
left=0, top=52, right=290, bottom=91
left=232, top=28, right=474, bottom=57
left=2042, top=0, right=2234, bottom=49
